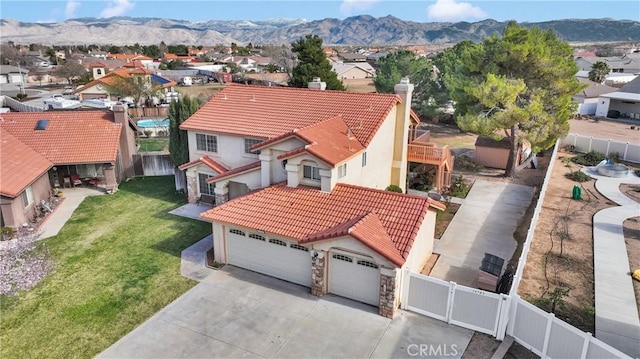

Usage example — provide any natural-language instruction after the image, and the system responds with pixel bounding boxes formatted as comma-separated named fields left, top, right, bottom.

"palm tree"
left=588, top=61, right=610, bottom=83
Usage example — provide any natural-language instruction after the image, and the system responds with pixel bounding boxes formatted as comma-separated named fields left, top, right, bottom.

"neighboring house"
left=0, top=106, right=138, bottom=228
left=595, top=76, right=640, bottom=119
left=0, top=65, right=28, bottom=84
left=576, top=56, right=640, bottom=74
left=89, top=50, right=108, bottom=59
left=74, top=67, right=177, bottom=103
left=163, top=53, right=192, bottom=63
left=366, top=51, right=389, bottom=65
left=338, top=53, right=367, bottom=62
left=179, top=78, right=451, bottom=317
left=87, top=62, right=108, bottom=80
left=573, top=78, right=618, bottom=115
left=332, top=62, right=376, bottom=80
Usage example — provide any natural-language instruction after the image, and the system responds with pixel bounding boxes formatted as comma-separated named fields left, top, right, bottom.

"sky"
left=0, top=0, right=638, bottom=24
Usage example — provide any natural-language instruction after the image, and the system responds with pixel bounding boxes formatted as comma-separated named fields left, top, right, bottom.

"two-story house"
left=178, top=78, right=446, bottom=318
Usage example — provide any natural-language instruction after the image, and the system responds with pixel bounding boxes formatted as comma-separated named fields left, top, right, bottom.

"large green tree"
left=442, top=21, right=584, bottom=177
left=588, top=61, right=610, bottom=83
left=168, top=95, right=200, bottom=166
left=289, top=35, right=344, bottom=90
left=373, top=50, right=436, bottom=117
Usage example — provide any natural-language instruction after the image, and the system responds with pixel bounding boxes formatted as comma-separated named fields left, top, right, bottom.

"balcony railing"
left=407, top=144, right=450, bottom=164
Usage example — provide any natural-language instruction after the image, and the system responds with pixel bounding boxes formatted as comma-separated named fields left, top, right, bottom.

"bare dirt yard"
left=342, top=78, right=375, bottom=93
left=569, top=118, right=640, bottom=144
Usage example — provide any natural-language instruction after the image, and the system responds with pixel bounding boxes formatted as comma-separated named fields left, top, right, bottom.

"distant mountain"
left=1, top=16, right=638, bottom=46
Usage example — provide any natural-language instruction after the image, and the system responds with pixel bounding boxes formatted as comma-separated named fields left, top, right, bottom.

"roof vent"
left=35, top=119, right=49, bottom=130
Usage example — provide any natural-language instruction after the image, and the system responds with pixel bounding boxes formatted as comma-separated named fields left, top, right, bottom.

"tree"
left=262, top=44, right=296, bottom=80
left=53, top=59, right=86, bottom=85
left=442, top=22, right=584, bottom=177
left=289, top=35, right=344, bottom=90
left=373, top=50, right=435, bottom=116
left=588, top=61, right=610, bottom=83
left=142, top=45, right=161, bottom=59
left=169, top=95, right=201, bottom=166
left=104, top=76, right=160, bottom=106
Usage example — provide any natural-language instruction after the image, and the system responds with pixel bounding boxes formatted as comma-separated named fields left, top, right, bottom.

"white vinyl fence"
left=401, top=270, right=508, bottom=337
left=1, top=95, right=45, bottom=112
left=562, top=133, right=640, bottom=163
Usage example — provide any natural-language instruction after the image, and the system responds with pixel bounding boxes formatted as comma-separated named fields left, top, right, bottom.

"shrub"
left=570, top=151, right=606, bottom=166
left=14, top=93, right=27, bottom=101
left=449, top=175, right=470, bottom=198
left=635, top=169, right=640, bottom=177
left=385, top=184, right=403, bottom=193
left=143, top=130, right=152, bottom=138
left=565, top=171, right=591, bottom=182
left=1, top=226, right=14, bottom=240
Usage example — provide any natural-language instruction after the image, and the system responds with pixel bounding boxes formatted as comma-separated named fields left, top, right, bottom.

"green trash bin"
left=572, top=185, right=582, bottom=200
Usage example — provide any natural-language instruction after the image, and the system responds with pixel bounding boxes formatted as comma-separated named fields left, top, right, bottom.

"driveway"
left=98, top=265, right=473, bottom=358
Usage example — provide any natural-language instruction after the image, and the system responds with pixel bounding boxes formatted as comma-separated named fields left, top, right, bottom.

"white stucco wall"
left=187, top=131, right=263, bottom=169
left=576, top=98, right=599, bottom=115
left=402, top=209, right=437, bottom=272
left=308, top=236, right=396, bottom=269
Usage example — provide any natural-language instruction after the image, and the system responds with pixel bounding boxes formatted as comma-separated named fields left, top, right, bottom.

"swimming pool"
left=137, top=118, right=170, bottom=128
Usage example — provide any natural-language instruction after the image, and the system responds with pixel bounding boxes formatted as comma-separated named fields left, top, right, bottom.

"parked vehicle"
left=63, top=86, right=74, bottom=95
left=181, top=76, right=193, bottom=86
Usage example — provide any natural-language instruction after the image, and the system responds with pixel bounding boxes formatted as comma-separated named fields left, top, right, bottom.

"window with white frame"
left=338, top=163, right=347, bottom=178
left=196, top=133, right=218, bottom=153
left=362, top=152, right=367, bottom=167
left=198, top=173, right=214, bottom=195
left=303, top=165, right=321, bottom=181
left=244, top=138, right=262, bottom=154
left=22, top=186, right=34, bottom=207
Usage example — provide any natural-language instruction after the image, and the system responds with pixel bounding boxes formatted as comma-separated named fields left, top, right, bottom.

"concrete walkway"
left=168, top=203, right=211, bottom=221
left=582, top=167, right=640, bottom=358
left=430, top=180, right=534, bottom=287
left=40, top=187, right=104, bottom=239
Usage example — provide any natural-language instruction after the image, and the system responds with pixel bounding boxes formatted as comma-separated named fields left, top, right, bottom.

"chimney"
left=308, top=77, right=326, bottom=90
left=112, top=104, right=136, bottom=179
left=390, top=77, right=414, bottom=192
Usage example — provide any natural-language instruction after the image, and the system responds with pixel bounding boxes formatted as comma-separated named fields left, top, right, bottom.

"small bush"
left=143, top=130, right=152, bottom=138
left=385, top=184, right=403, bottom=193
left=449, top=175, right=470, bottom=198
left=570, top=151, right=606, bottom=166
left=565, top=171, right=591, bottom=182
left=1, top=226, right=14, bottom=240
left=635, top=169, right=640, bottom=177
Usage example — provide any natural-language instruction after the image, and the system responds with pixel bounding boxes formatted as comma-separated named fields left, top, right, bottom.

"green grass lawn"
left=138, top=138, right=169, bottom=152
left=0, top=176, right=211, bottom=358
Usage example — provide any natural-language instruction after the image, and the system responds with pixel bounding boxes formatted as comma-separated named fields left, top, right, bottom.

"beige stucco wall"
left=0, top=174, right=51, bottom=228
left=475, top=146, right=510, bottom=170
left=339, top=67, right=370, bottom=80
left=187, top=131, right=264, bottom=169
left=402, top=209, right=437, bottom=272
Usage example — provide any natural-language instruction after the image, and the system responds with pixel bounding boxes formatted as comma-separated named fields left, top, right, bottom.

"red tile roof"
left=255, top=116, right=364, bottom=166
left=180, top=85, right=401, bottom=148
left=0, top=111, right=122, bottom=165
left=205, top=161, right=261, bottom=183
left=201, top=183, right=445, bottom=266
left=178, top=156, right=228, bottom=173
left=0, top=129, right=53, bottom=198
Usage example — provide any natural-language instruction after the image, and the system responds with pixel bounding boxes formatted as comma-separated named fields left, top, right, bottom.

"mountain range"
left=1, top=16, right=639, bottom=46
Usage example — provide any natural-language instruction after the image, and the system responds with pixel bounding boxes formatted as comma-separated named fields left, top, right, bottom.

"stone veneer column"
left=186, top=171, right=198, bottom=203
left=379, top=268, right=398, bottom=318
left=214, top=181, right=229, bottom=206
left=311, top=250, right=326, bottom=296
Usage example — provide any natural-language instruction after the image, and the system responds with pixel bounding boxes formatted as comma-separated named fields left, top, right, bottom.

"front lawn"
left=138, top=138, right=169, bottom=152
left=0, top=176, right=211, bottom=358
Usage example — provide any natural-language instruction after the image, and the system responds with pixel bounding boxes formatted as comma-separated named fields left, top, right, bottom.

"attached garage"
left=226, top=228, right=312, bottom=287
left=329, top=251, right=380, bottom=306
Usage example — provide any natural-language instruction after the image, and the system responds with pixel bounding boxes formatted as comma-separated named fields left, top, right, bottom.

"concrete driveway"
left=98, top=265, right=472, bottom=358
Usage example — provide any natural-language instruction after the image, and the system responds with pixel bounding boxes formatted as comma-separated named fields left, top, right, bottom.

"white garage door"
left=329, top=252, right=380, bottom=306
left=226, top=228, right=312, bottom=287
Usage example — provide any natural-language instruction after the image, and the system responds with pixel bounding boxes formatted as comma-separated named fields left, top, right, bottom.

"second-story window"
left=244, top=138, right=262, bottom=154
left=303, top=165, right=321, bottom=181
left=196, top=133, right=217, bottom=153
left=338, top=163, right=347, bottom=178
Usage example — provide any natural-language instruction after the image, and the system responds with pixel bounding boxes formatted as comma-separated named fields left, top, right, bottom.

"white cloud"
left=100, top=0, right=135, bottom=18
left=64, top=0, right=81, bottom=19
left=340, top=0, right=381, bottom=16
left=427, top=0, right=487, bottom=22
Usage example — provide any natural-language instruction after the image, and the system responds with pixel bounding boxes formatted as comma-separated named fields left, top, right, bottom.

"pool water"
left=137, top=118, right=170, bottom=128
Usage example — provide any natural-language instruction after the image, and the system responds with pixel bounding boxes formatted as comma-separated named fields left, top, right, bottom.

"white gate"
left=402, top=269, right=505, bottom=336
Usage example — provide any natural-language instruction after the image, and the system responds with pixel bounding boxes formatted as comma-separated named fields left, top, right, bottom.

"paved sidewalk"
left=40, top=187, right=104, bottom=239
left=429, top=180, right=534, bottom=287
left=583, top=167, right=640, bottom=358
left=168, top=203, right=211, bottom=221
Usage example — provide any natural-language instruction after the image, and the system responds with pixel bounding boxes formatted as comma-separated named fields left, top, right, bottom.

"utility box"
left=478, top=253, right=505, bottom=292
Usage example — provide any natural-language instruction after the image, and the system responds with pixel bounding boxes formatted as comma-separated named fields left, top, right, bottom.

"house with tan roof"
left=0, top=106, right=138, bottom=228
left=178, top=78, right=452, bottom=317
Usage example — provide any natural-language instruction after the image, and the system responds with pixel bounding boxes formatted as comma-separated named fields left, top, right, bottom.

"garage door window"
left=249, top=233, right=265, bottom=241
left=357, top=260, right=378, bottom=269
left=332, top=253, right=353, bottom=262
left=269, top=238, right=287, bottom=246
left=229, top=229, right=246, bottom=236
left=290, top=244, right=309, bottom=252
